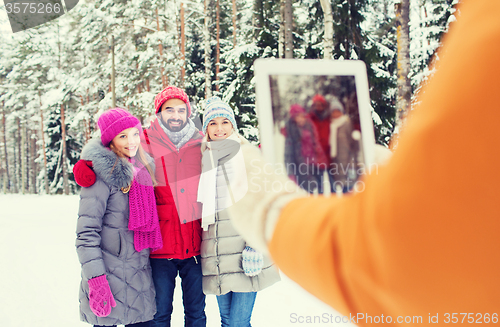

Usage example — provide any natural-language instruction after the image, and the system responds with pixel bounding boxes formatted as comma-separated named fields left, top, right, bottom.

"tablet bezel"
left=254, top=58, right=376, bottom=169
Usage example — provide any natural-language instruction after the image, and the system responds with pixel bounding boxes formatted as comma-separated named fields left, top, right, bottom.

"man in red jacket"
left=309, top=94, right=331, bottom=193
left=74, top=86, right=206, bottom=327
left=144, top=86, right=206, bottom=327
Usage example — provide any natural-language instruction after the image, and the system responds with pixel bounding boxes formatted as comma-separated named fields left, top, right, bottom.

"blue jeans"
left=216, top=292, right=257, bottom=327
left=311, top=168, right=326, bottom=194
left=150, top=256, right=206, bottom=327
left=94, top=322, right=151, bottom=327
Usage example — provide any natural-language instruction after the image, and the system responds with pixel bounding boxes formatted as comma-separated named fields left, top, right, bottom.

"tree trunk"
left=12, top=129, right=18, bottom=193
left=253, top=0, right=264, bottom=41
left=2, top=103, right=10, bottom=193
left=395, top=0, right=412, bottom=127
left=111, top=35, right=116, bottom=108
left=204, top=0, right=212, bottom=98
left=180, top=2, right=186, bottom=87
left=24, top=125, right=31, bottom=193
left=320, top=0, right=334, bottom=59
left=0, top=140, right=4, bottom=193
left=284, top=0, right=293, bottom=58
left=80, top=95, right=89, bottom=143
left=215, top=0, right=220, bottom=92
left=279, top=0, right=285, bottom=58
left=156, top=8, right=167, bottom=88
left=30, top=129, right=37, bottom=194
left=16, top=117, right=21, bottom=193
left=60, top=103, right=69, bottom=195
left=39, top=92, right=49, bottom=194
left=21, top=121, right=26, bottom=194
left=232, top=0, right=237, bottom=48
left=85, top=89, right=91, bottom=143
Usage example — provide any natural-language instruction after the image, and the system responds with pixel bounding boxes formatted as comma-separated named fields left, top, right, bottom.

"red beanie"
left=154, top=86, right=192, bottom=117
left=312, top=94, right=327, bottom=106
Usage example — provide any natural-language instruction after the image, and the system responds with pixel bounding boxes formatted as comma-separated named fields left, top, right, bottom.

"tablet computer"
left=254, top=59, right=375, bottom=195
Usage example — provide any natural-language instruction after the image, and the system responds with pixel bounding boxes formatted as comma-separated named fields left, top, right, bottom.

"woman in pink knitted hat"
left=76, top=108, right=162, bottom=327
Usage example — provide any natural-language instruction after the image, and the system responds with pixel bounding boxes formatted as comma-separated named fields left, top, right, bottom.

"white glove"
left=242, top=246, right=264, bottom=276
left=228, top=143, right=392, bottom=254
left=227, top=144, right=307, bottom=253
left=373, top=144, right=392, bottom=167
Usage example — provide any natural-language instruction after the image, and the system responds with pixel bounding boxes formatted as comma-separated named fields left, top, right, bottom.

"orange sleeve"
left=269, top=0, right=500, bottom=322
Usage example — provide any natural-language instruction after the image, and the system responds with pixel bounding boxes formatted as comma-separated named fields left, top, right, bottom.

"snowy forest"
left=0, top=0, right=458, bottom=195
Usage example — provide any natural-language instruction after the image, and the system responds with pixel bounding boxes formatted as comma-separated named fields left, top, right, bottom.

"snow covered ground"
left=0, top=194, right=351, bottom=327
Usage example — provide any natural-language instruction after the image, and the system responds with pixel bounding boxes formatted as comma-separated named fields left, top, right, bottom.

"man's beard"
left=164, top=118, right=187, bottom=132
left=312, top=108, right=330, bottom=121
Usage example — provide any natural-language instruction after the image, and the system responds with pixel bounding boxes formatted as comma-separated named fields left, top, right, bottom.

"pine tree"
left=216, top=0, right=281, bottom=142
left=410, top=0, right=459, bottom=101
left=363, top=0, right=398, bottom=145
left=0, top=0, right=460, bottom=193
left=395, top=0, right=411, bottom=129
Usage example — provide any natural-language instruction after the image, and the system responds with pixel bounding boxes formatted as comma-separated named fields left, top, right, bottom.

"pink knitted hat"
left=154, top=86, right=192, bottom=117
left=289, top=104, right=306, bottom=118
left=97, top=108, right=142, bottom=146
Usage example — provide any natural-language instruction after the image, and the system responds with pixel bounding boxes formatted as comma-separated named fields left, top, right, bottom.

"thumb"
left=110, top=294, right=117, bottom=308
left=373, top=144, right=392, bottom=166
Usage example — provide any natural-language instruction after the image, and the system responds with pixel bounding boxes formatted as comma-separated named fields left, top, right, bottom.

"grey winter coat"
left=201, top=209, right=281, bottom=295
left=200, top=141, right=280, bottom=295
left=76, top=139, right=156, bottom=326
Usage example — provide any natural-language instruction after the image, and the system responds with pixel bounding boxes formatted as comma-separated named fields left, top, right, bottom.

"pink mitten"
left=73, top=159, right=96, bottom=187
left=87, top=275, right=117, bottom=317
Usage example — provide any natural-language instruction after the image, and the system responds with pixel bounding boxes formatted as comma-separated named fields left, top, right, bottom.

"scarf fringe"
left=128, top=162, right=163, bottom=252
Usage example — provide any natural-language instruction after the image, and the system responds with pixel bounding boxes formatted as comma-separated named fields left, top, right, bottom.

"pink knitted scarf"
left=128, top=159, right=163, bottom=252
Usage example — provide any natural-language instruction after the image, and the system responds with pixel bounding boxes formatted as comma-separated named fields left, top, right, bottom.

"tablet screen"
left=254, top=59, right=375, bottom=195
